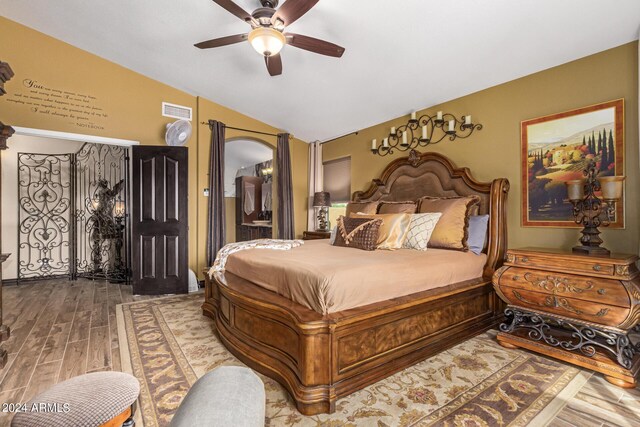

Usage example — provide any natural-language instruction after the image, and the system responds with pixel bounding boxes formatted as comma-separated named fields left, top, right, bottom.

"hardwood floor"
left=550, top=374, right=640, bottom=427
left=0, top=278, right=153, bottom=426
left=0, top=279, right=638, bottom=426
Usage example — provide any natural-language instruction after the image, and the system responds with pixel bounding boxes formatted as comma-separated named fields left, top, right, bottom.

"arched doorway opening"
left=224, top=138, right=274, bottom=243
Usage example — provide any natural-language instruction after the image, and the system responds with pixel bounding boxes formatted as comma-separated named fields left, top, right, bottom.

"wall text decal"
left=3, top=78, right=109, bottom=130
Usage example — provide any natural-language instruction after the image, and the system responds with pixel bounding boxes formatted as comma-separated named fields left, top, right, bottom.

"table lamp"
left=313, top=191, right=331, bottom=232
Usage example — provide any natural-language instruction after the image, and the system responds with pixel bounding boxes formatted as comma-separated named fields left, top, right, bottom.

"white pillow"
left=329, top=226, right=337, bottom=244
left=402, top=213, right=442, bottom=251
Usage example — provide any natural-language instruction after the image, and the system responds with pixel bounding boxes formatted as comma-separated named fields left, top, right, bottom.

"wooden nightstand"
left=493, top=247, right=640, bottom=388
left=303, top=230, right=331, bottom=240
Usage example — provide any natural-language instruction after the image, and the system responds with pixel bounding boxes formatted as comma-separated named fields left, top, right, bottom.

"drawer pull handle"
left=593, top=265, right=602, bottom=272
left=521, top=257, right=529, bottom=263
left=598, top=289, right=606, bottom=295
left=513, top=275, right=520, bottom=281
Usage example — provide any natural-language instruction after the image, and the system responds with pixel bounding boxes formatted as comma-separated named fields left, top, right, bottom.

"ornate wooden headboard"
left=352, top=150, right=509, bottom=278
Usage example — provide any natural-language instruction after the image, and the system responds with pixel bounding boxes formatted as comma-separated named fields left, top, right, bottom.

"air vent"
left=162, top=102, right=192, bottom=121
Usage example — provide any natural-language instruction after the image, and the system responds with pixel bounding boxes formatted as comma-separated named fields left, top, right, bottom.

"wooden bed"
left=203, top=150, right=509, bottom=415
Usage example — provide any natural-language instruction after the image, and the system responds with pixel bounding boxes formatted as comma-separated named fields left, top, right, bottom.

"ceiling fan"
left=195, top=0, right=345, bottom=76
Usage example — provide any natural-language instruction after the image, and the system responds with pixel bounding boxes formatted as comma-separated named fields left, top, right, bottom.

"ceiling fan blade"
left=265, top=54, right=283, bottom=76
left=211, top=0, right=258, bottom=26
left=195, top=33, right=248, bottom=49
left=271, top=0, right=319, bottom=27
left=285, top=33, right=345, bottom=57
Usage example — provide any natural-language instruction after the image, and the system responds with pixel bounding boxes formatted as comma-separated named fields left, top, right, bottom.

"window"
left=323, top=156, right=351, bottom=203
left=323, top=156, right=350, bottom=226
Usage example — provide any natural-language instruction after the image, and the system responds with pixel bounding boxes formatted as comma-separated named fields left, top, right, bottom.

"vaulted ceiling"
left=2, top=0, right=639, bottom=141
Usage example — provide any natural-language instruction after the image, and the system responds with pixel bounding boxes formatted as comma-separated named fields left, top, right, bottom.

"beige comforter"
left=224, top=240, right=487, bottom=314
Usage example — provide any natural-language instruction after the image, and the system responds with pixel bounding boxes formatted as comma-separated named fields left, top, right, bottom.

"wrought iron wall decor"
left=370, top=111, right=482, bottom=157
left=17, top=143, right=129, bottom=284
left=17, top=153, right=74, bottom=283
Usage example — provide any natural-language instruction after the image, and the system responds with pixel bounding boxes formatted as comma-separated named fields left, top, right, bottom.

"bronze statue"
left=90, top=179, right=124, bottom=273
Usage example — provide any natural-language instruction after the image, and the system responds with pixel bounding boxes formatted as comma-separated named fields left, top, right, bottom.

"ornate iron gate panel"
left=17, top=153, right=74, bottom=283
left=75, top=143, right=129, bottom=282
left=16, top=143, right=129, bottom=285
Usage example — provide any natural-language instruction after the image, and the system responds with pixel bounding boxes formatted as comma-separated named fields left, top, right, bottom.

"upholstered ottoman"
left=170, top=366, right=265, bottom=427
left=11, top=372, right=140, bottom=427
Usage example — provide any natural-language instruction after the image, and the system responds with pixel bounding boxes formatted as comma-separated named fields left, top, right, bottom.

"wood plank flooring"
left=0, top=278, right=153, bottom=426
left=0, top=279, right=639, bottom=426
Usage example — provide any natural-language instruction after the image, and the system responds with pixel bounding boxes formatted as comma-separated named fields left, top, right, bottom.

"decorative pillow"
left=467, top=214, right=489, bottom=255
left=329, top=226, right=337, bottom=245
left=352, top=213, right=412, bottom=250
left=377, top=201, right=417, bottom=214
left=418, top=195, right=481, bottom=251
left=402, top=213, right=442, bottom=251
left=345, top=201, right=379, bottom=217
left=333, top=216, right=382, bottom=251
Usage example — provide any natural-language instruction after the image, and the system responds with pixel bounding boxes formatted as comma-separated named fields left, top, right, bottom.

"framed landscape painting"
left=521, top=99, right=624, bottom=228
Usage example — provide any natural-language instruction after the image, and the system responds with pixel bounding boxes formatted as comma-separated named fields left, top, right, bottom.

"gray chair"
left=11, top=371, right=139, bottom=427
left=170, top=366, right=265, bottom=427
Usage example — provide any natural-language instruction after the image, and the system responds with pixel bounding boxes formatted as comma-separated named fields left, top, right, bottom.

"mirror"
left=224, top=139, right=274, bottom=242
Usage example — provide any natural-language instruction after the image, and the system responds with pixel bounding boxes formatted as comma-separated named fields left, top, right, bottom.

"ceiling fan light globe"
left=248, top=27, right=285, bottom=57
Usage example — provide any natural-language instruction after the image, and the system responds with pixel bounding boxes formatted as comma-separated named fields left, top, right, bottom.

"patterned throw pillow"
left=352, top=213, right=412, bottom=250
left=333, top=216, right=382, bottom=251
left=402, top=213, right=443, bottom=251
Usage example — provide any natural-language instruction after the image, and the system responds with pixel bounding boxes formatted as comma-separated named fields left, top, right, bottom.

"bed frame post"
left=484, top=177, right=510, bottom=279
left=485, top=178, right=510, bottom=321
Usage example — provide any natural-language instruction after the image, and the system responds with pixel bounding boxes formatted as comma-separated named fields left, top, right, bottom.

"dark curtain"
left=206, top=120, right=226, bottom=265
left=276, top=133, right=294, bottom=239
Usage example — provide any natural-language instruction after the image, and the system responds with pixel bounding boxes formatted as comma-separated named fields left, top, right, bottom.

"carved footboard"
left=203, top=271, right=500, bottom=415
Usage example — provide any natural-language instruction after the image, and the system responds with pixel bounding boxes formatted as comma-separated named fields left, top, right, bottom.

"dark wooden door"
left=131, top=146, right=188, bottom=295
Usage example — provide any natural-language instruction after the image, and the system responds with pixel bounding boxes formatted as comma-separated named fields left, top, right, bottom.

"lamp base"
left=572, top=245, right=611, bottom=257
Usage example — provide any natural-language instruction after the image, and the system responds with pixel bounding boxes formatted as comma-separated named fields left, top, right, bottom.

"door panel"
left=165, top=235, right=179, bottom=278
left=140, top=157, right=156, bottom=221
left=140, top=235, right=156, bottom=279
left=131, top=146, right=188, bottom=294
left=165, top=157, right=179, bottom=221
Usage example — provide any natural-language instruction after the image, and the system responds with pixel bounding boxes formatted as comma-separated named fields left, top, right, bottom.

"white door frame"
left=12, top=127, right=140, bottom=146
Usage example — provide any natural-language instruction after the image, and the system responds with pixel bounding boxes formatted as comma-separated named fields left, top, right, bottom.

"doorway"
left=2, top=134, right=130, bottom=284
left=224, top=139, right=274, bottom=243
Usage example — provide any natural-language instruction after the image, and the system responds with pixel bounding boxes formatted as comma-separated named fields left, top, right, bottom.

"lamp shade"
left=313, top=191, right=331, bottom=207
left=565, top=179, right=584, bottom=201
left=599, top=176, right=625, bottom=200
left=248, top=27, right=285, bottom=56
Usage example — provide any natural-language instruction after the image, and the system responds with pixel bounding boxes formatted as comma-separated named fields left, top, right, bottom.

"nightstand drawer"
left=498, top=286, right=630, bottom=326
left=496, top=267, right=630, bottom=308
left=303, top=231, right=331, bottom=240
left=510, top=253, right=615, bottom=277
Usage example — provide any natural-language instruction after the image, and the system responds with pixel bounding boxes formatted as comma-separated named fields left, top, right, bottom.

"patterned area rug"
left=117, top=294, right=590, bottom=427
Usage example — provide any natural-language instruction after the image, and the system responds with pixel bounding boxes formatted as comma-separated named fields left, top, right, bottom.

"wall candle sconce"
left=370, top=110, right=482, bottom=156
left=565, top=160, right=625, bottom=256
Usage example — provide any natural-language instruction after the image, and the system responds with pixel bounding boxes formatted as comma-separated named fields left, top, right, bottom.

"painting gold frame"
left=521, top=99, right=624, bottom=228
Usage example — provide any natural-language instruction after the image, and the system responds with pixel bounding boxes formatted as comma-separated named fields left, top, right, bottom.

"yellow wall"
left=324, top=42, right=639, bottom=254
left=225, top=198, right=237, bottom=244
left=0, top=17, right=309, bottom=279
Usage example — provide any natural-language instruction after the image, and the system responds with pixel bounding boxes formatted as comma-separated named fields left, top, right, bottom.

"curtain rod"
left=320, top=131, right=359, bottom=145
left=202, top=120, right=280, bottom=138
